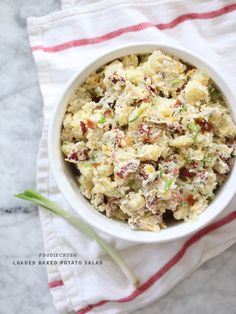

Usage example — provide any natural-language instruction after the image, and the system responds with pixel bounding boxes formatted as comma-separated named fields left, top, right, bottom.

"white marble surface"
left=0, top=1, right=236, bottom=314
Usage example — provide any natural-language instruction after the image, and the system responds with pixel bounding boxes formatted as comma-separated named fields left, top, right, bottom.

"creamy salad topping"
left=61, top=50, right=236, bottom=232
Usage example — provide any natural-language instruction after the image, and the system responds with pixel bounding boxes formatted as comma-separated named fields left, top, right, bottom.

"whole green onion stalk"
left=15, top=190, right=139, bottom=287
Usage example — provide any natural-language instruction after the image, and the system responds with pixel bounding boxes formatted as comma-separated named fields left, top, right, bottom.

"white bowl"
left=48, top=43, right=236, bottom=243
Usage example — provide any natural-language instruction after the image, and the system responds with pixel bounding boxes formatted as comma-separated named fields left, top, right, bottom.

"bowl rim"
left=48, top=42, right=236, bottom=243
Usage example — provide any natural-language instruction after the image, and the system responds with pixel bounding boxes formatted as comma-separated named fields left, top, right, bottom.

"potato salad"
left=61, top=50, right=236, bottom=232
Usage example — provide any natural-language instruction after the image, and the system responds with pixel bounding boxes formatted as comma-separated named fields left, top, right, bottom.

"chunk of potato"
left=170, top=135, right=193, bottom=148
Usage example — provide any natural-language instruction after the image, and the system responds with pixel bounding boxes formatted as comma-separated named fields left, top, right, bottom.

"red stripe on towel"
left=48, top=279, right=64, bottom=288
left=76, top=211, right=236, bottom=313
left=32, top=3, right=236, bottom=53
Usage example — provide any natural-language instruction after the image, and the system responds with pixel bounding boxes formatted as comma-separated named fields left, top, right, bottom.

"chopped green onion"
left=188, top=121, right=199, bottom=132
left=164, top=179, right=173, bottom=192
left=193, top=129, right=200, bottom=146
left=98, top=116, right=106, bottom=124
left=172, top=78, right=181, bottom=86
left=184, top=155, right=191, bottom=165
left=15, top=190, right=139, bottom=287
left=160, top=168, right=163, bottom=179
left=188, top=121, right=201, bottom=146
left=83, top=162, right=92, bottom=168
left=159, top=165, right=164, bottom=178
left=95, top=87, right=102, bottom=95
left=202, top=157, right=211, bottom=166
left=129, top=109, right=144, bottom=123
left=83, top=156, right=96, bottom=167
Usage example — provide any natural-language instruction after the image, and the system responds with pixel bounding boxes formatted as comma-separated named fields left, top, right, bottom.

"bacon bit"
left=116, top=171, right=124, bottom=179
left=186, top=194, right=196, bottom=206
left=175, top=191, right=183, bottom=203
left=145, top=129, right=163, bottom=144
left=195, top=118, right=213, bottom=133
left=191, top=160, right=199, bottom=168
left=221, top=157, right=232, bottom=168
left=154, top=122, right=168, bottom=130
left=91, top=95, right=102, bottom=103
left=142, top=97, right=150, bottom=103
left=83, top=149, right=89, bottom=160
left=68, top=149, right=89, bottom=162
left=68, top=151, right=79, bottom=161
left=146, top=84, right=157, bottom=94
left=91, top=162, right=101, bottom=168
left=139, top=166, right=149, bottom=180
left=146, top=195, right=156, bottom=211
left=139, top=123, right=154, bottom=143
left=172, top=168, right=179, bottom=176
left=116, top=162, right=138, bottom=179
left=104, top=109, right=112, bottom=116
left=110, top=77, right=119, bottom=84
left=117, top=134, right=125, bottom=147
left=80, top=121, right=87, bottom=136
left=196, top=171, right=207, bottom=182
left=95, top=105, right=103, bottom=110
left=86, top=119, right=95, bottom=129
left=82, top=149, right=89, bottom=161
left=175, top=82, right=187, bottom=95
left=143, top=137, right=155, bottom=144
left=226, top=137, right=236, bottom=145
left=168, top=123, right=183, bottom=134
left=174, top=99, right=182, bottom=108
left=179, top=167, right=196, bottom=179
left=110, top=73, right=126, bottom=85
left=137, top=97, right=150, bottom=104
left=139, top=123, right=150, bottom=135
left=175, top=87, right=182, bottom=95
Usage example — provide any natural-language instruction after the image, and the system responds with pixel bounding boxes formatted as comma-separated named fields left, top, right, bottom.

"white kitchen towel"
left=27, top=1, right=236, bottom=313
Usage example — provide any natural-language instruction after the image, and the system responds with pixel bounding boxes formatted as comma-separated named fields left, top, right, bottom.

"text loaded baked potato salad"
left=61, top=50, right=236, bottom=232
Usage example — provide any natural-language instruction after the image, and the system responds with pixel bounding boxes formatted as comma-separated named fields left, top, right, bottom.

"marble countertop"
left=1, top=1, right=236, bottom=313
